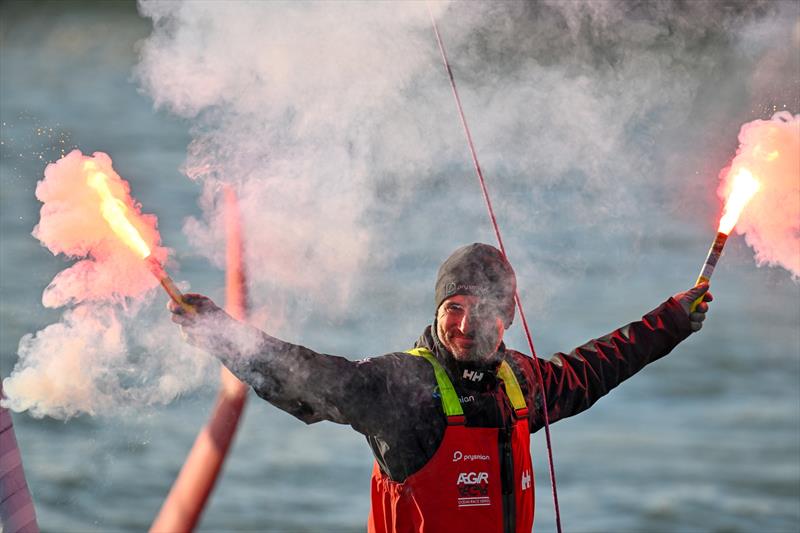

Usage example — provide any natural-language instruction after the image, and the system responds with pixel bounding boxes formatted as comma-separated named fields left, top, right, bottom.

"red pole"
left=150, top=185, right=249, bottom=532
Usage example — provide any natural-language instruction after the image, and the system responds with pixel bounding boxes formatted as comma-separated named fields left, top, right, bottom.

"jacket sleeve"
left=526, top=297, right=693, bottom=432
left=209, top=319, right=417, bottom=434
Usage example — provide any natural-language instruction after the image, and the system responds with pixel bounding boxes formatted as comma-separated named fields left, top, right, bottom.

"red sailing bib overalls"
left=368, top=348, right=534, bottom=533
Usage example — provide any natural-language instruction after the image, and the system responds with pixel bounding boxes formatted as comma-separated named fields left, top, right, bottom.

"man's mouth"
left=452, top=336, right=475, bottom=349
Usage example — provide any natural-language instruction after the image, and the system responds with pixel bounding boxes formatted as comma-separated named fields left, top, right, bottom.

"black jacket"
left=238, top=297, right=692, bottom=482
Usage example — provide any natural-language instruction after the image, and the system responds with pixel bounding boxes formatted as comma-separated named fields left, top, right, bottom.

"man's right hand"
left=168, top=293, right=226, bottom=349
left=168, top=294, right=264, bottom=362
left=169, top=293, right=221, bottom=320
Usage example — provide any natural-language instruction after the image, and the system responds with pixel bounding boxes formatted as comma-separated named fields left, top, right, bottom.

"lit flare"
left=690, top=167, right=762, bottom=312
left=717, top=168, right=761, bottom=235
left=83, top=161, right=193, bottom=313
left=85, top=161, right=151, bottom=259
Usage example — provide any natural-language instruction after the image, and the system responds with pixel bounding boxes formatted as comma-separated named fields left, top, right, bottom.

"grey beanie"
left=435, top=243, right=516, bottom=327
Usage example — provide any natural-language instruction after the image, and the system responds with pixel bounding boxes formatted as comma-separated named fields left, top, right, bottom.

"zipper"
left=499, top=425, right=515, bottom=533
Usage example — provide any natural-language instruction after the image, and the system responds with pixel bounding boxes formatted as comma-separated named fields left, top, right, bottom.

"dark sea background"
left=1, top=1, right=798, bottom=532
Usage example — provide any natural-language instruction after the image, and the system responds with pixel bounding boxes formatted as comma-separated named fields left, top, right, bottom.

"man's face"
left=436, top=294, right=506, bottom=363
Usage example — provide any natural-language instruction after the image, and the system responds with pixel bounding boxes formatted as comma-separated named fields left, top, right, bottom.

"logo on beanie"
left=446, top=282, right=487, bottom=297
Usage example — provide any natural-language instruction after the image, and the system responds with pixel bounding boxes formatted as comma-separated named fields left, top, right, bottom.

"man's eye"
left=446, top=304, right=463, bottom=313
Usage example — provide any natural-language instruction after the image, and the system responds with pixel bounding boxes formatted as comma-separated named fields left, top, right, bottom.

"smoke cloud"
left=31, top=149, right=168, bottom=306
left=3, top=303, right=215, bottom=419
left=2, top=150, right=213, bottom=418
left=135, top=1, right=456, bottom=322
left=134, top=1, right=798, bottom=339
left=723, top=112, right=800, bottom=277
left=6, top=0, right=798, bottom=417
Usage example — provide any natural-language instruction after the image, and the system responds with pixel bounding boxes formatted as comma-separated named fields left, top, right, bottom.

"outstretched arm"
left=527, top=284, right=712, bottom=430
left=169, top=294, right=394, bottom=430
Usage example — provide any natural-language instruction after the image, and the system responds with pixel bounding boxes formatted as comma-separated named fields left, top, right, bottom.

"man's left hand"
left=674, top=283, right=713, bottom=332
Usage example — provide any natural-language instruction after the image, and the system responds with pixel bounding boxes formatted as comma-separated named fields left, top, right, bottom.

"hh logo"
left=521, top=470, right=532, bottom=491
left=462, top=369, right=484, bottom=382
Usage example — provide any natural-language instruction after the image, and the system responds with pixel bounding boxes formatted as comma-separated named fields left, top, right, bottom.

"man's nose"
left=458, top=311, right=473, bottom=334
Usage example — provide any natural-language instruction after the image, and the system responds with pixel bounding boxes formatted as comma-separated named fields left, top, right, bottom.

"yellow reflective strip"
left=406, top=348, right=464, bottom=417
left=498, top=361, right=527, bottom=411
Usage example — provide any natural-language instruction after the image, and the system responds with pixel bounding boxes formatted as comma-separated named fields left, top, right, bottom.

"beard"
left=441, top=328, right=499, bottom=363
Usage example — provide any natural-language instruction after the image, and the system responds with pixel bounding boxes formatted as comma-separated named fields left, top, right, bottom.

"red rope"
left=426, top=5, right=564, bottom=532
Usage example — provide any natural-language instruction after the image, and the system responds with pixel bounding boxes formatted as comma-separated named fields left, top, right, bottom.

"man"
left=170, top=243, right=711, bottom=533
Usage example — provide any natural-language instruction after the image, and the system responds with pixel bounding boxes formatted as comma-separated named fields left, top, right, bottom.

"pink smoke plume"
left=720, top=112, right=800, bottom=277
left=1, top=150, right=200, bottom=419
left=33, top=149, right=169, bottom=306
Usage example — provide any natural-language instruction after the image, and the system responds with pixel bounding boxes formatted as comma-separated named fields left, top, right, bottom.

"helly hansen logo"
left=462, top=369, right=484, bottom=382
left=456, top=472, right=491, bottom=508
left=521, top=470, right=532, bottom=491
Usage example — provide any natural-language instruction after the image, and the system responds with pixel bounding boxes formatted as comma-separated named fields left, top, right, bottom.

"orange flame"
left=718, top=167, right=761, bottom=235
left=84, top=161, right=151, bottom=259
